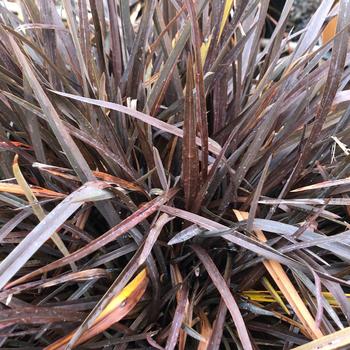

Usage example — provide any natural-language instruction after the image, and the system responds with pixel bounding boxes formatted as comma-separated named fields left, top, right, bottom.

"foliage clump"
left=0, top=1, right=350, bottom=349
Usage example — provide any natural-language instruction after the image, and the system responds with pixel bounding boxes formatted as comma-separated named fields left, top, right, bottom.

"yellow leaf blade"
left=219, top=0, right=233, bottom=40
left=262, top=276, right=290, bottom=315
left=200, top=35, right=211, bottom=68
left=292, top=326, right=350, bottom=350
left=95, top=268, right=147, bottom=322
left=241, top=290, right=347, bottom=307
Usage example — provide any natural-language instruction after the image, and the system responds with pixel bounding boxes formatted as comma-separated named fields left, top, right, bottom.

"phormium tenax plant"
left=0, top=1, right=349, bottom=349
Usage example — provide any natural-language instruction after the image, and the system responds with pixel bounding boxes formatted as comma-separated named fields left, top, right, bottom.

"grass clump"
left=0, top=0, right=350, bottom=349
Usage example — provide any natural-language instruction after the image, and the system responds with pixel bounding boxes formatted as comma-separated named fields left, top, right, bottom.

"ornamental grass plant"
left=0, top=1, right=350, bottom=349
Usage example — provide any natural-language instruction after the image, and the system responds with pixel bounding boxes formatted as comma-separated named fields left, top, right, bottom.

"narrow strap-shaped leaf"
left=182, top=57, right=199, bottom=210
left=192, top=245, right=253, bottom=350
left=291, top=326, right=350, bottom=350
left=51, top=90, right=222, bottom=156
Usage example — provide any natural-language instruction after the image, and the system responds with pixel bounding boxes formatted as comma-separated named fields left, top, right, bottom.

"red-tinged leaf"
left=0, top=141, right=32, bottom=150
left=107, top=0, right=122, bottom=84
left=169, top=264, right=191, bottom=350
left=93, top=170, right=146, bottom=194
left=0, top=209, right=32, bottom=242
left=246, top=155, right=272, bottom=232
left=138, top=213, right=172, bottom=264
left=192, top=245, right=253, bottom=350
left=182, top=57, right=199, bottom=211
left=197, top=310, right=212, bottom=350
left=51, top=90, right=222, bottom=156
left=207, top=298, right=227, bottom=350
left=34, top=164, right=145, bottom=194
left=259, top=198, right=350, bottom=205
left=153, top=146, right=168, bottom=191
left=207, top=254, right=231, bottom=350
left=0, top=183, right=65, bottom=198
left=0, top=268, right=108, bottom=299
left=165, top=284, right=189, bottom=350
left=0, top=306, right=85, bottom=328
left=291, top=177, right=350, bottom=192
left=185, top=0, right=208, bottom=182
